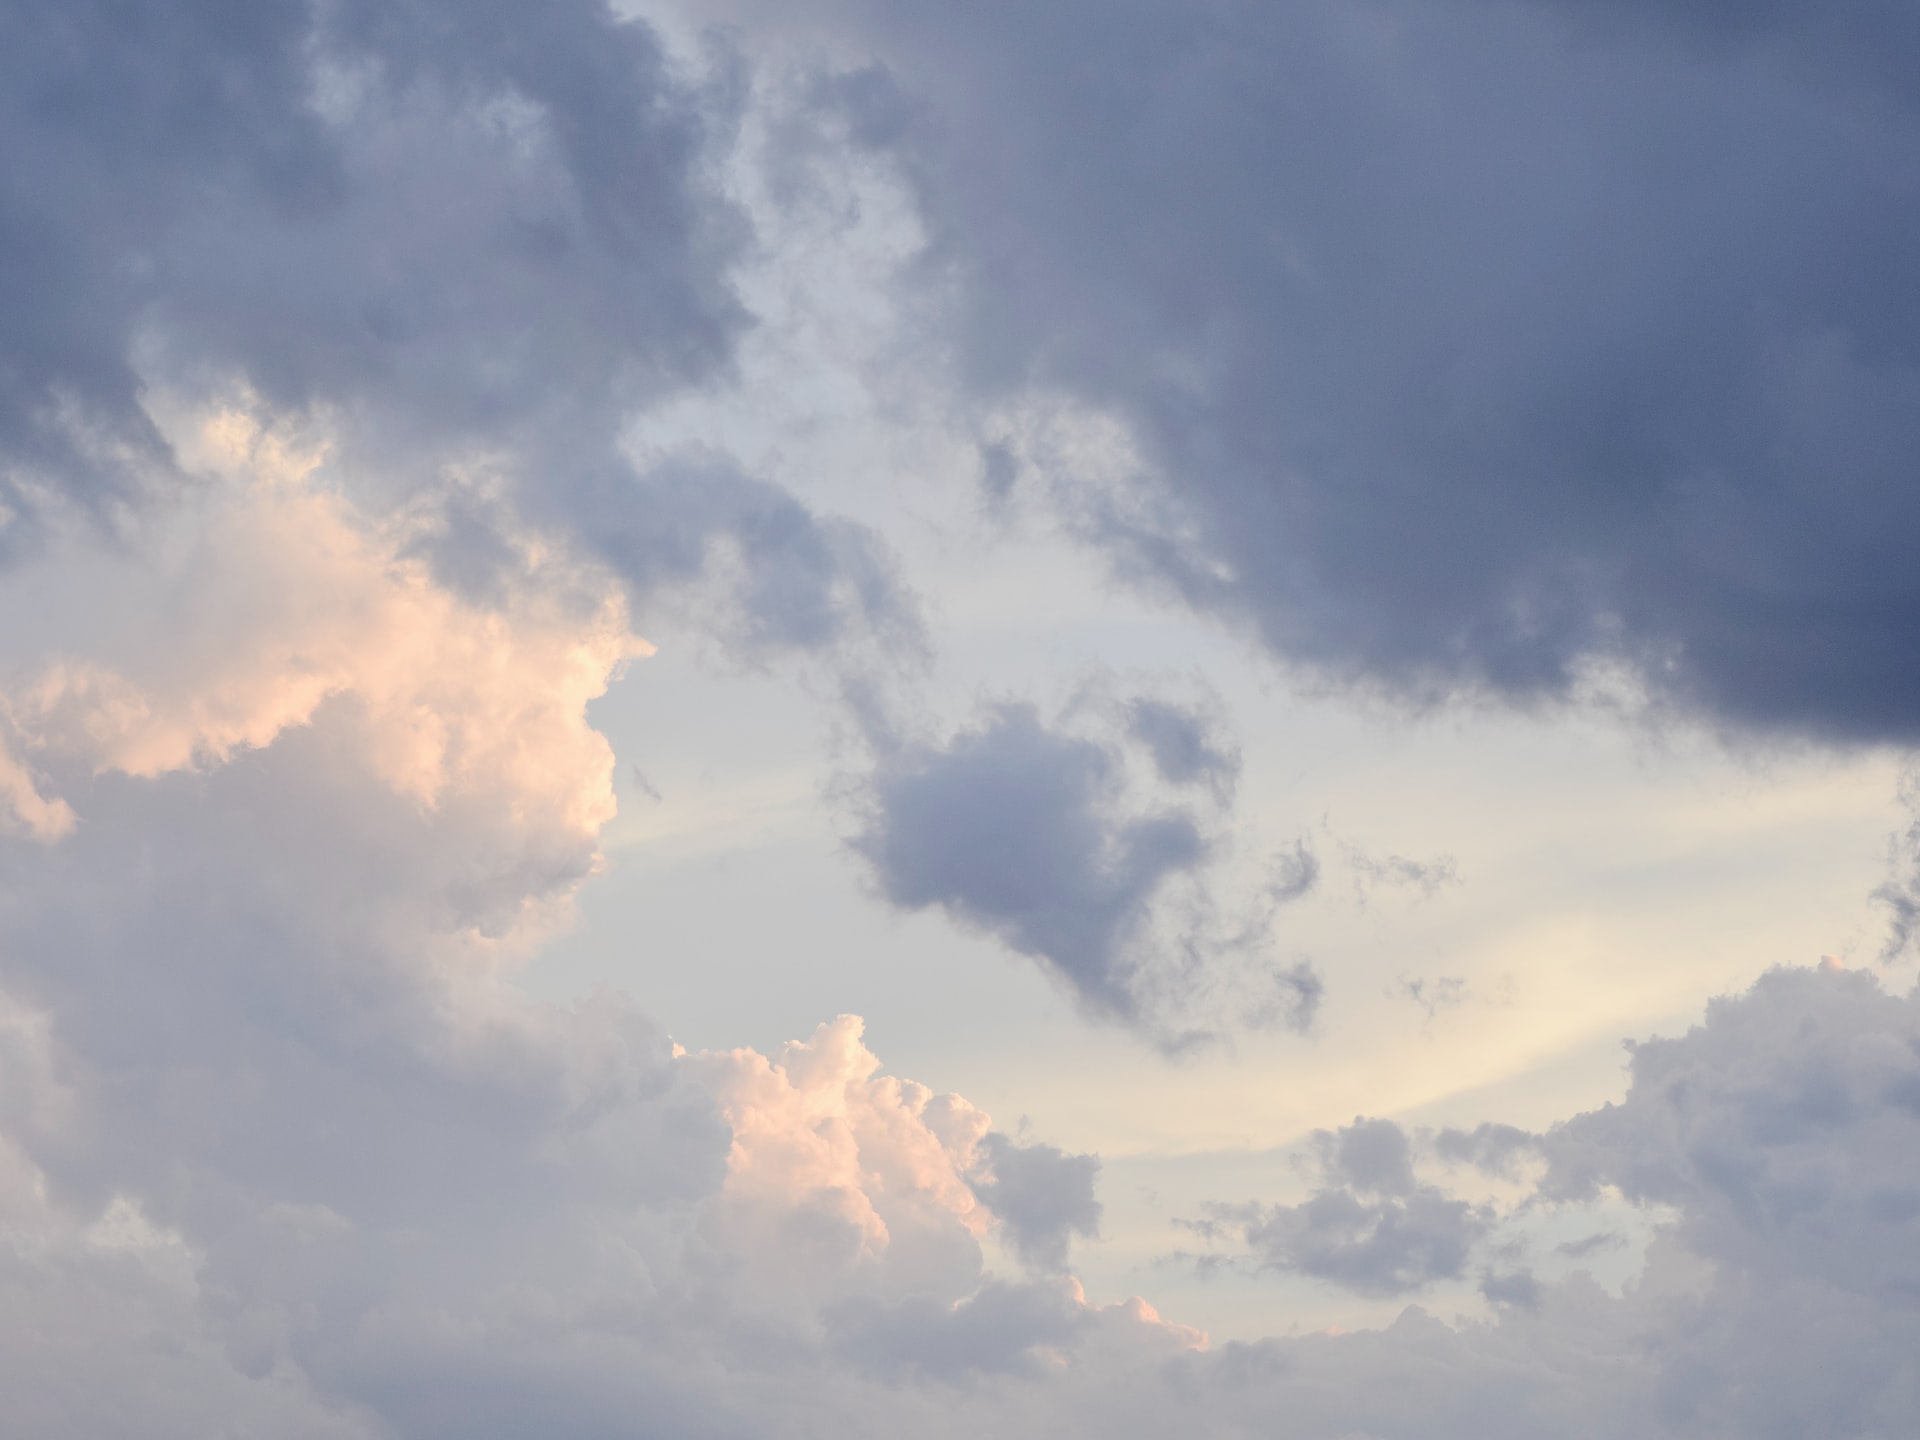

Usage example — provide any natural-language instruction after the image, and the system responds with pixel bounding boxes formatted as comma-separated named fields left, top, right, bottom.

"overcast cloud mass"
left=1, top=0, right=1918, bottom=1435
left=768, top=0, right=1920, bottom=740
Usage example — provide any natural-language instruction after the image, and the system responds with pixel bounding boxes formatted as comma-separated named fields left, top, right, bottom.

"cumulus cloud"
left=747, top=0, right=1920, bottom=742
left=4, top=505, right=1920, bottom=1440
left=0, top=457, right=1123, bottom=1435
left=850, top=696, right=1319, bottom=1044
left=1138, top=964, right=1920, bottom=1436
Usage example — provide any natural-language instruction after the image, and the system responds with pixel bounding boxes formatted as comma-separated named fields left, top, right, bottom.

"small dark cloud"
left=1124, top=697, right=1240, bottom=794
left=552, top=452, right=924, bottom=662
left=852, top=701, right=1208, bottom=1028
left=828, top=1279, right=1086, bottom=1381
left=1434, top=1123, right=1538, bottom=1181
left=968, top=1132, right=1102, bottom=1271
left=1182, top=1118, right=1492, bottom=1298
left=978, top=440, right=1020, bottom=505
left=1320, top=1117, right=1419, bottom=1198
left=851, top=697, right=1313, bottom=1046
left=1480, top=1268, right=1541, bottom=1311
left=1264, top=841, right=1320, bottom=906
left=1555, top=1231, right=1628, bottom=1260
left=812, top=61, right=922, bottom=152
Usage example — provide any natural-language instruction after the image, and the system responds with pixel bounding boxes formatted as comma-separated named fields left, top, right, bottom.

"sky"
left=2, top=1, right=1920, bottom=1435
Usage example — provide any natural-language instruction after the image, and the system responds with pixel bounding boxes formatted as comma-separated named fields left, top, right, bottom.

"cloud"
left=687, top=1014, right=998, bottom=1310
left=850, top=697, right=1318, bottom=1044
left=0, top=464, right=1121, bottom=1432
left=547, top=448, right=923, bottom=663
left=3, top=537, right=1920, bottom=1440
left=967, top=1133, right=1102, bottom=1272
left=827, top=1276, right=1089, bottom=1381
left=1147, top=964, right=1920, bottom=1434
left=755, top=0, right=1920, bottom=742
left=14, top=6, right=1920, bottom=1436
left=1871, top=767, right=1920, bottom=963
left=0, top=0, right=913, bottom=670
left=1350, top=849, right=1461, bottom=904
left=1433, top=1122, right=1538, bottom=1180
left=1555, top=1230, right=1627, bottom=1260
left=1185, top=1118, right=1495, bottom=1298
left=1124, top=696, right=1240, bottom=795
left=1397, top=975, right=1472, bottom=1019
left=2, top=0, right=717, bottom=498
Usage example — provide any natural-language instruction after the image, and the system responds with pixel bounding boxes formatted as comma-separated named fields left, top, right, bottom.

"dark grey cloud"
left=0, top=0, right=909, bottom=658
left=968, top=1132, right=1102, bottom=1272
left=1265, top=840, right=1320, bottom=906
left=850, top=698, right=1317, bottom=1043
left=1478, top=1267, right=1542, bottom=1311
left=1124, top=697, right=1240, bottom=795
left=545, top=451, right=922, bottom=660
left=977, top=440, right=1020, bottom=505
left=853, top=701, right=1206, bottom=1027
left=829, top=1279, right=1087, bottom=1382
left=1434, top=1121, right=1538, bottom=1180
left=1186, top=1117, right=1493, bottom=1297
left=1555, top=1230, right=1627, bottom=1260
left=769, top=0, right=1920, bottom=741
left=1, top=0, right=722, bottom=476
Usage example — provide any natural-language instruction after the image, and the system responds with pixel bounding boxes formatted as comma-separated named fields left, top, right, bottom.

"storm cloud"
left=763, top=0, right=1920, bottom=741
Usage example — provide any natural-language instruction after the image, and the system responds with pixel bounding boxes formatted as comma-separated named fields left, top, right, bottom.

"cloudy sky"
left=3, top=1, right=1920, bottom=1434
